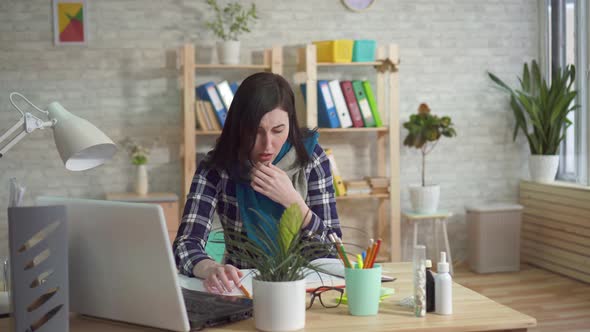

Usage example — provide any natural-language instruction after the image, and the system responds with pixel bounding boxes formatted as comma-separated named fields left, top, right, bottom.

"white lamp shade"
left=48, top=102, right=117, bottom=171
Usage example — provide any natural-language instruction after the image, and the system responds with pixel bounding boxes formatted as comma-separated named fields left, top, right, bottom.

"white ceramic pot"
left=217, top=40, right=240, bottom=65
left=135, top=164, right=148, bottom=195
left=409, top=184, right=440, bottom=214
left=529, top=155, right=559, bottom=183
left=252, top=278, right=306, bottom=332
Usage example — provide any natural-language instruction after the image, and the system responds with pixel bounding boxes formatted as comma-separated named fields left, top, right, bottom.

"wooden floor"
left=454, top=264, right=590, bottom=332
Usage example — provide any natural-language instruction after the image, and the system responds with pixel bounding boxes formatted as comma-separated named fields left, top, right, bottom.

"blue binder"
left=196, top=82, right=227, bottom=127
left=317, top=80, right=341, bottom=128
left=230, top=82, right=239, bottom=94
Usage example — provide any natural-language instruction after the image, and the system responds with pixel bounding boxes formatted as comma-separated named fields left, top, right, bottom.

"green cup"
left=344, top=264, right=382, bottom=316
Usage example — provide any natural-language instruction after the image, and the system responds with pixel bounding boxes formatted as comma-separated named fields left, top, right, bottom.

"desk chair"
left=402, top=211, right=453, bottom=275
left=205, top=229, right=225, bottom=263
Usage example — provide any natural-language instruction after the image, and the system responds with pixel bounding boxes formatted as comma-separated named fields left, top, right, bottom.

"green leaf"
left=278, top=204, right=303, bottom=255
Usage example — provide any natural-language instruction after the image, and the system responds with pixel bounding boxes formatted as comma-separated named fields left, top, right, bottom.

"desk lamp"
left=0, top=92, right=116, bottom=170
left=1, top=92, right=116, bottom=331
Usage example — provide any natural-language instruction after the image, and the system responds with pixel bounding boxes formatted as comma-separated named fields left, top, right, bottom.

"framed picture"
left=52, top=0, right=87, bottom=45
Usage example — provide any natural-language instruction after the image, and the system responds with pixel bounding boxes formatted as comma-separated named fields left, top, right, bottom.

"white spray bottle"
left=435, top=251, right=452, bottom=315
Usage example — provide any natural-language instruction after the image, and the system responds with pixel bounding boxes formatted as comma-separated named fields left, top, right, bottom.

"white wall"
left=0, top=0, right=538, bottom=265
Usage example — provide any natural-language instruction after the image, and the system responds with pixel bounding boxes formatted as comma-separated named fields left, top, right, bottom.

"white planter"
left=409, top=185, right=440, bottom=214
left=135, top=164, right=149, bottom=195
left=253, top=278, right=305, bottom=332
left=217, top=40, right=240, bottom=65
left=529, top=155, right=559, bottom=183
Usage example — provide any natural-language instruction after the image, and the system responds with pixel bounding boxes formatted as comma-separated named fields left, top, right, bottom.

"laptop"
left=36, top=196, right=252, bottom=332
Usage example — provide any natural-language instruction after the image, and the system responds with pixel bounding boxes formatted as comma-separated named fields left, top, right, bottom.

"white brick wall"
left=0, top=0, right=538, bottom=267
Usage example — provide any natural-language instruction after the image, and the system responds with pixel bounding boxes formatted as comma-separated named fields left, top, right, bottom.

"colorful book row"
left=302, top=80, right=383, bottom=128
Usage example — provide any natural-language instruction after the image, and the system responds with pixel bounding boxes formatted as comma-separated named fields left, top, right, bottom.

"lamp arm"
left=0, top=93, right=56, bottom=158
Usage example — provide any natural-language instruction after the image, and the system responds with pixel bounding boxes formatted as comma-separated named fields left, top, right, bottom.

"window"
left=544, top=0, right=589, bottom=185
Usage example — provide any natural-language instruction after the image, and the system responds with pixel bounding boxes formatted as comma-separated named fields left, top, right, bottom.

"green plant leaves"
left=488, top=60, right=578, bottom=155
left=205, top=0, right=258, bottom=41
left=223, top=204, right=333, bottom=282
left=278, top=204, right=303, bottom=255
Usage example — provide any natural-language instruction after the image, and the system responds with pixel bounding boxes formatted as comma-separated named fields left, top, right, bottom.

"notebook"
left=35, top=196, right=253, bottom=332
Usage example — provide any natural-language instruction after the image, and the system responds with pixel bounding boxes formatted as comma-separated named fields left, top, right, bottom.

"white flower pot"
left=529, top=155, right=559, bottom=183
left=135, top=164, right=149, bottom=195
left=217, top=40, right=240, bottom=65
left=409, top=185, right=440, bottom=214
left=253, top=278, right=306, bottom=332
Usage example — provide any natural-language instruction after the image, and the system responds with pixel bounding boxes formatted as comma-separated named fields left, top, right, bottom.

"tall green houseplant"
left=488, top=60, right=578, bottom=155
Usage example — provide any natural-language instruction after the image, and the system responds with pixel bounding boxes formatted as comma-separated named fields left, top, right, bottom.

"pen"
left=356, top=254, right=364, bottom=269
left=239, top=284, right=252, bottom=299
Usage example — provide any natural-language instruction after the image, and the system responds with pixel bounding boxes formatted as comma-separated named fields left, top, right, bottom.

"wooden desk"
left=0, top=263, right=536, bottom=332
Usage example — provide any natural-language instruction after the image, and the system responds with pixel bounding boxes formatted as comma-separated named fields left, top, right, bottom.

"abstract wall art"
left=52, top=0, right=87, bottom=45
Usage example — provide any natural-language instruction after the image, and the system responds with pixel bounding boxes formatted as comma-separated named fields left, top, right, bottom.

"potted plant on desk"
left=225, top=204, right=333, bottom=332
left=488, top=60, right=578, bottom=182
left=204, top=0, right=258, bottom=65
left=403, top=103, right=456, bottom=213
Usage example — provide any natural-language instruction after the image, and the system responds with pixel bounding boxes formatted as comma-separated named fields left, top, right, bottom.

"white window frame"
left=542, top=0, right=589, bottom=185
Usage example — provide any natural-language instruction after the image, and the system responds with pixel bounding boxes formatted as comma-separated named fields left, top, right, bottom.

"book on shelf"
left=196, top=82, right=227, bottom=127
left=344, top=179, right=371, bottom=195
left=324, top=148, right=347, bottom=196
left=340, top=80, right=364, bottom=127
left=203, top=101, right=222, bottom=131
left=352, top=80, right=376, bottom=127
left=215, top=80, right=235, bottom=110
left=195, top=101, right=212, bottom=131
left=364, top=176, right=390, bottom=194
left=328, top=80, right=353, bottom=128
left=362, top=81, right=382, bottom=127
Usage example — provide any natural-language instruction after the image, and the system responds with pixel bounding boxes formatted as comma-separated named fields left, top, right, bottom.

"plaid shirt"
left=173, top=144, right=342, bottom=276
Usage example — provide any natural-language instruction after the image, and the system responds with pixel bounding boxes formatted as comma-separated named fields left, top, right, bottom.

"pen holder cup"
left=344, top=264, right=382, bottom=316
left=7, top=206, right=69, bottom=332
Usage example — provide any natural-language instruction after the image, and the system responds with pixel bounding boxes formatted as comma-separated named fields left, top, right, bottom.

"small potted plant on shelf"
left=488, top=60, right=578, bottom=183
left=225, top=204, right=333, bottom=332
left=403, top=103, right=456, bottom=213
left=122, top=137, right=157, bottom=195
left=204, top=0, right=258, bottom=65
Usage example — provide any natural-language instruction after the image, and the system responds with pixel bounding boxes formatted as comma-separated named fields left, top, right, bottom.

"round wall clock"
left=342, top=0, right=376, bottom=12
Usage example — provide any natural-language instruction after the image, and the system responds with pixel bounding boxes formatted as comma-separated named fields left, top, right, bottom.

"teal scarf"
left=236, top=133, right=319, bottom=254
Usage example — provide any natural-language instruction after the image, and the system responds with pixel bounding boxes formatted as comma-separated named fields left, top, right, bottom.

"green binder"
left=362, top=81, right=383, bottom=127
left=352, top=80, right=376, bottom=127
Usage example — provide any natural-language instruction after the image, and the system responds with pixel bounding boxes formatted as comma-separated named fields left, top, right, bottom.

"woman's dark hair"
left=205, top=72, right=313, bottom=174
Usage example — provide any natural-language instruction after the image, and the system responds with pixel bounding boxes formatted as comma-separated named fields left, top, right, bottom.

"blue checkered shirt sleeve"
left=300, top=144, right=342, bottom=243
left=173, top=162, right=220, bottom=276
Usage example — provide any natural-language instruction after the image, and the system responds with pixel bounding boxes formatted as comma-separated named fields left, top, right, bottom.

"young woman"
left=173, top=72, right=342, bottom=293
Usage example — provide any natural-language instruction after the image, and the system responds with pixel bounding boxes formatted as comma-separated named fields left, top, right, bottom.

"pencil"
left=356, top=254, right=364, bottom=269
left=239, top=284, right=252, bottom=299
left=369, top=239, right=382, bottom=268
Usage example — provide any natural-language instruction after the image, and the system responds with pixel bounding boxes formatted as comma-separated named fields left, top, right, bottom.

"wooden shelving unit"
left=179, top=43, right=283, bottom=200
left=296, top=43, right=401, bottom=262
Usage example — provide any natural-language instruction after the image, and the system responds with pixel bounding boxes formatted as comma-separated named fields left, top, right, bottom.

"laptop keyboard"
left=181, top=288, right=253, bottom=327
